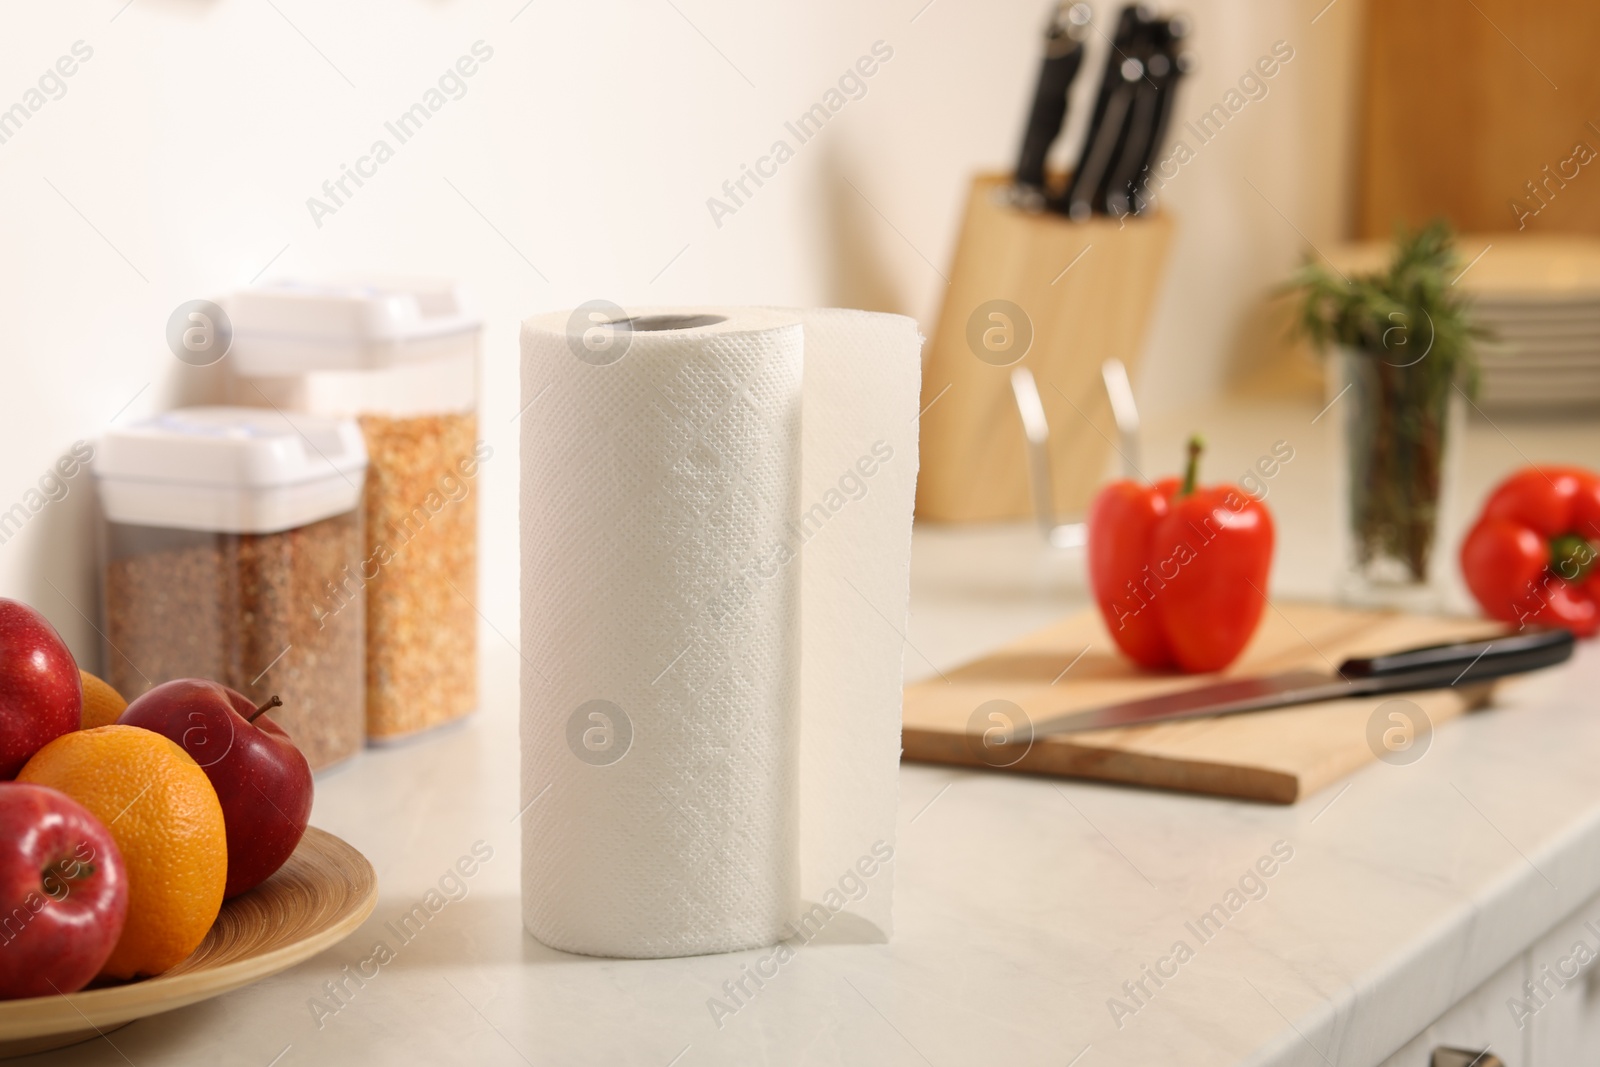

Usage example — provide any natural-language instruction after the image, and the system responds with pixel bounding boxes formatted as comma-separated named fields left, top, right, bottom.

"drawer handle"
left=1431, top=1049, right=1504, bottom=1067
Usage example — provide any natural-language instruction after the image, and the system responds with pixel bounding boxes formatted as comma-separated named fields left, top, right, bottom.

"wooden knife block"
left=916, top=173, right=1174, bottom=523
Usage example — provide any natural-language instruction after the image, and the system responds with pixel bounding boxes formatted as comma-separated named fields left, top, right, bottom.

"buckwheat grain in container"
left=95, top=407, right=369, bottom=770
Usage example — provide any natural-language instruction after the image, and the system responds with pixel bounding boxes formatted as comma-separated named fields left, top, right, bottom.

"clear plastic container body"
left=232, top=349, right=480, bottom=742
left=100, top=511, right=366, bottom=770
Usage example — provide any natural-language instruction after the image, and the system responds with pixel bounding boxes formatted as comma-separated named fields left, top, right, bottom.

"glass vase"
left=1328, top=346, right=1466, bottom=612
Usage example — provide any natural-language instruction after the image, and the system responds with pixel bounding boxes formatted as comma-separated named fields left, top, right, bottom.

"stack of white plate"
left=1473, top=294, right=1600, bottom=409
left=1327, top=235, right=1600, bottom=412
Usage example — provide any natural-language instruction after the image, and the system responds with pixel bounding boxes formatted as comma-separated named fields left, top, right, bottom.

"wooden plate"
left=0, top=827, right=377, bottom=1058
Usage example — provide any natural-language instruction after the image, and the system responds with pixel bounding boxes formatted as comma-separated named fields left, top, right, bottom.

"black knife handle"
left=1098, top=65, right=1161, bottom=216
left=1057, top=2, right=1152, bottom=216
left=1123, top=50, right=1189, bottom=214
left=1339, top=627, right=1575, bottom=687
left=1113, top=16, right=1190, bottom=216
left=1091, top=12, right=1173, bottom=216
left=1079, top=3, right=1150, bottom=147
left=1059, top=58, right=1141, bottom=218
left=1015, top=37, right=1087, bottom=192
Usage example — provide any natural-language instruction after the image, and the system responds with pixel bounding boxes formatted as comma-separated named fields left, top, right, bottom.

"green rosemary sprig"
left=1288, top=221, right=1484, bottom=583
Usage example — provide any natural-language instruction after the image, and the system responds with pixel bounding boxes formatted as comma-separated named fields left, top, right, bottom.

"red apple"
left=118, top=680, right=313, bottom=898
left=0, top=598, right=82, bottom=780
left=0, top=782, right=128, bottom=998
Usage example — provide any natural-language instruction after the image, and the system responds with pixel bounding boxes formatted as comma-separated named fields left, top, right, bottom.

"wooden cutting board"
left=902, top=603, right=1507, bottom=804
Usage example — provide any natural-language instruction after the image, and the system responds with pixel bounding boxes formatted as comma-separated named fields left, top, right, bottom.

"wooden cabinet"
left=1359, top=0, right=1600, bottom=239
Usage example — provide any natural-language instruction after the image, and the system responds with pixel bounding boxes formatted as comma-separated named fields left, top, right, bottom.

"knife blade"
left=1031, top=627, right=1575, bottom=737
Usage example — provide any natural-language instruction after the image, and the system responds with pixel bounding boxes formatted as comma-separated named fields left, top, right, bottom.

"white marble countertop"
left=22, top=399, right=1600, bottom=1066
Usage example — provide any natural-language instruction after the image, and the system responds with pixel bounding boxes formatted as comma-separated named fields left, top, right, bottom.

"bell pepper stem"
left=1180, top=435, right=1205, bottom=497
left=1550, top=533, right=1597, bottom=584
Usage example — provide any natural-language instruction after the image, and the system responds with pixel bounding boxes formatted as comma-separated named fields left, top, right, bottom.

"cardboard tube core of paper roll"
left=609, top=313, right=729, bottom=332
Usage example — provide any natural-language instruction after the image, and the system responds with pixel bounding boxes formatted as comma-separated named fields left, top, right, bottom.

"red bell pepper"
left=1088, top=437, right=1276, bottom=673
left=1460, top=466, right=1600, bottom=637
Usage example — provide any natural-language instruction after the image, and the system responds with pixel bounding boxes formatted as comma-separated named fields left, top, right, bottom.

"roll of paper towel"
left=519, top=307, right=921, bottom=958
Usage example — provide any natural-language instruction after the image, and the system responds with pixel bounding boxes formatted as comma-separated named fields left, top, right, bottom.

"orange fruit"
left=79, top=669, right=127, bottom=729
left=18, top=725, right=227, bottom=978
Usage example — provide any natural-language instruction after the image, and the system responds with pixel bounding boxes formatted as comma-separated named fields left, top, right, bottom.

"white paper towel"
left=519, top=307, right=920, bottom=958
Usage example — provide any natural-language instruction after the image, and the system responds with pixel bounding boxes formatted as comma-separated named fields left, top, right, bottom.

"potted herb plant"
left=1290, top=221, right=1482, bottom=609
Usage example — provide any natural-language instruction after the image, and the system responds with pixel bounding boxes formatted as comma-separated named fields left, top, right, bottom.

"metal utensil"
left=1010, top=358, right=1141, bottom=549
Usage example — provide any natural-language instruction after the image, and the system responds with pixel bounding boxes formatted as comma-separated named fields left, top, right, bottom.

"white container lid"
left=95, top=407, right=368, bottom=534
left=232, top=348, right=478, bottom=418
left=228, top=278, right=481, bottom=376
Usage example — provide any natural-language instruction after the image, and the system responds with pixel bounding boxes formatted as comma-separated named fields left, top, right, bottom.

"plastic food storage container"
left=95, top=407, right=369, bottom=771
left=227, top=279, right=481, bottom=743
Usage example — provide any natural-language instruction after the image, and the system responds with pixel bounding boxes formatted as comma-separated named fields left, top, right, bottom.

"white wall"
left=0, top=0, right=1361, bottom=662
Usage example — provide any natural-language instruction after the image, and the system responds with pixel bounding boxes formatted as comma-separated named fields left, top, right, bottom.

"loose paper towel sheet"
left=519, top=307, right=920, bottom=958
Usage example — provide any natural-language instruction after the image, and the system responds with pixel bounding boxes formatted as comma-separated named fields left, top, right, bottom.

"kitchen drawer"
left=1528, top=892, right=1600, bottom=1062
left=1378, top=953, right=1531, bottom=1067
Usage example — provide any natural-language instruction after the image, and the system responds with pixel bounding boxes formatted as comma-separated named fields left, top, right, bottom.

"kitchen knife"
left=1101, top=16, right=1189, bottom=216
left=1059, top=54, right=1144, bottom=218
left=1057, top=2, right=1153, bottom=217
left=1087, top=11, right=1169, bottom=216
left=1032, top=627, right=1575, bottom=736
left=1123, top=49, right=1191, bottom=214
left=1096, top=52, right=1162, bottom=217
left=1012, top=2, right=1093, bottom=208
